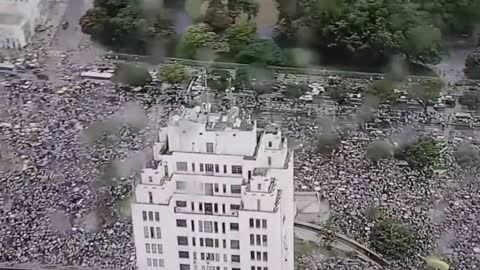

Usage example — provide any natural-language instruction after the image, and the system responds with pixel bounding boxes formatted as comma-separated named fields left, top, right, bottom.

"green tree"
left=366, top=140, right=394, bottom=162
left=454, top=143, right=480, bottom=169
left=115, top=63, right=152, bottom=87
left=234, top=39, right=287, bottom=66
left=204, top=0, right=233, bottom=32
left=228, top=0, right=259, bottom=22
left=408, top=78, right=444, bottom=112
left=315, top=133, right=341, bottom=155
left=159, top=62, right=191, bottom=84
left=367, top=80, right=399, bottom=104
left=371, top=219, right=419, bottom=260
left=465, top=48, right=480, bottom=80
left=326, top=85, right=350, bottom=113
left=177, top=23, right=230, bottom=58
left=79, top=8, right=108, bottom=38
left=222, top=23, right=256, bottom=52
left=405, top=137, right=441, bottom=171
left=459, top=91, right=480, bottom=111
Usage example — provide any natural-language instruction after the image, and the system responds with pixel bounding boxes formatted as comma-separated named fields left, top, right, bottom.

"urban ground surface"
left=1, top=1, right=480, bottom=270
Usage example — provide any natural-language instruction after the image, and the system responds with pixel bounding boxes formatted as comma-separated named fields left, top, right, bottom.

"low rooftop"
left=0, top=13, right=24, bottom=25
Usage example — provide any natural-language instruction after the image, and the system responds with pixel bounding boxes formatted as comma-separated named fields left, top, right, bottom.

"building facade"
left=131, top=105, right=295, bottom=270
left=0, top=0, right=48, bottom=49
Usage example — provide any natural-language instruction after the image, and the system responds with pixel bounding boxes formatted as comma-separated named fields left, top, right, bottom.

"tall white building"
left=0, top=0, right=48, bottom=48
left=131, top=105, right=295, bottom=270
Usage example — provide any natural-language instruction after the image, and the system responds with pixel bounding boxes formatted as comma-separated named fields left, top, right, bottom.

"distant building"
left=0, top=0, right=48, bottom=49
left=131, top=104, right=295, bottom=270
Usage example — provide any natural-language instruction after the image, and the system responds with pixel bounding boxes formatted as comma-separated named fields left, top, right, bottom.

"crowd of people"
left=1, top=40, right=480, bottom=270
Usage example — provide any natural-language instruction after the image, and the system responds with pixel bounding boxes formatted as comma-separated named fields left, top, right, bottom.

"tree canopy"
left=454, top=143, right=480, bottom=169
left=404, top=137, right=442, bottom=171
left=115, top=63, right=152, bottom=87
left=408, top=78, right=444, bottom=112
left=366, top=140, right=394, bottom=162
left=367, top=79, right=399, bottom=104
left=371, top=219, right=420, bottom=259
left=159, top=62, right=191, bottom=85
left=234, top=39, right=288, bottom=66
left=459, top=91, right=480, bottom=111
left=465, top=48, right=480, bottom=80
left=177, top=23, right=230, bottom=59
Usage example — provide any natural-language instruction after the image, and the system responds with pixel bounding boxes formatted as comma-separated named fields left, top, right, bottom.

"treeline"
left=80, top=0, right=480, bottom=70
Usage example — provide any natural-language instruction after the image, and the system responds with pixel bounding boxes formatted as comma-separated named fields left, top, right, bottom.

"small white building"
left=131, top=105, right=295, bottom=270
left=0, top=0, right=48, bottom=49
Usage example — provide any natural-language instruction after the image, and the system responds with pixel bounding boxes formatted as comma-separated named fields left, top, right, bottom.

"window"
left=176, top=161, right=188, bottom=171
left=257, top=199, right=261, bottom=211
left=150, top=227, right=155, bottom=238
left=230, top=204, right=240, bottom=210
left=199, top=202, right=203, bottom=211
left=250, top=251, right=255, bottom=260
left=222, top=184, right=226, bottom=193
left=268, top=141, right=272, bottom=147
left=223, top=165, right=227, bottom=173
left=256, top=252, right=261, bottom=261
left=230, top=240, right=240, bottom=249
left=222, top=222, right=226, bottom=233
left=149, top=191, right=153, bottom=203
left=177, top=236, right=188, bottom=246
left=215, top=239, right=219, bottom=248
left=214, top=221, right=218, bottom=233
left=200, top=238, right=204, bottom=246
left=148, top=176, right=153, bottom=182
left=206, top=143, right=214, bottom=153
left=251, top=267, right=255, bottom=270
left=249, top=219, right=254, bottom=228
left=263, top=252, right=268, bottom=262
left=180, top=264, right=190, bottom=270
left=155, top=212, right=160, bottom=221
left=214, top=204, right=218, bottom=213
left=148, top=211, right=153, bottom=221
left=145, top=243, right=151, bottom=253
left=214, top=184, right=219, bottom=192
left=200, top=163, right=204, bottom=172
left=205, top=238, right=214, bottom=247
left=176, top=200, right=187, bottom=207
left=158, top=244, right=163, bottom=254
left=230, top=223, right=239, bottom=231
left=199, top=221, right=203, bottom=232
left=192, top=163, right=196, bottom=172
left=231, top=165, right=242, bottom=174
left=176, top=181, right=186, bottom=190
left=179, top=251, right=189, bottom=259
left=250, top=234, right=254, bottom=245
left=215, top=253, right=220, bottom=261
left=147, top=258, right=152, bottom=267
left=204, top=221, right=213, bottom=233
left=142, top=211, right=147, bottom=221
left=267, top=156, right=272, bottom=166
left=192, top=237, right=196, bottom=246
left=231, top=185, right=241, bottom=194
left=201, top=253, right=205, bottom=260
left=231, top=255, right=240, bottom=263
left=262, top=219, right=267, bottom=229
left=215, top=164, right=219, bottom=173
left=151, top=244, right=157, bottom=254
left=176, top=219, right=187, bottom=227
left=144, top=226, right=149, bottom=238
left=191, top=220, right=195, bottom=232
left=257, top=183, right=262, bottom=190
left=256, top=235, right=261, bottom=245
left=262, top=235, right=268, bottom=246
left=153, top=259, right=158, bottom=267
left=159, top=259, right=164, bottom=267
left=223, top=254, right=227, bottom=262
left=191, top=202, right=195, bottom=211
left=193, top=252, right=197, bottom=260
left=222, top=204, right=226, bottom=214
left=256, top=219, right=261, bottom=228
left=156, top=227, right=161, bottom=239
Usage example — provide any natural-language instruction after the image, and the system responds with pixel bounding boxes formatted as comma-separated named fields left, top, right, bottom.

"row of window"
left=176, top=162, right=243, bottom=175
left=176, top=182, right=242, bottom=195
left=177, top=237, right=239, bottom=250
left=180, top=265, right=245, bottom=270
left=175, top=201, right=241, bottom=213
left=144, top=226, right=162, bottom=239
left=145, top=243, right=163, bottom=254
left=146, top=258, right=164, bottom=267
left=142, top=211, right=160, bottom=222
left=251, top=267, right=269, bottom=270
left=250, top=251, right=268, bottom=262
left=249, top=218, right=268, bottom=229
left=249, top=234, right=268, bottom=247
left=176, top=219, right=239, bottom=233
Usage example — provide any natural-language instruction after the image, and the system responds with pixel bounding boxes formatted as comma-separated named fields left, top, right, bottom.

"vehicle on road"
left=62, top=21, right=69, bottom=29
left=80, top=71, right=113, bottom=80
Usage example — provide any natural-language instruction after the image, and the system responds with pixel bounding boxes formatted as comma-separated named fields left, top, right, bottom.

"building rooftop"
left=170, top=105, right=255, bottom=131
left=0, top=13, right=24, bottom=25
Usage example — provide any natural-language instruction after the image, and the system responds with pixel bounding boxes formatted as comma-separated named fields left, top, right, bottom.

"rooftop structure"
left=131, top=104, right=295, bottom=270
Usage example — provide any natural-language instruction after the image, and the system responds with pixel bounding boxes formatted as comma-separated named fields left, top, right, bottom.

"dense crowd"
left=2, top=47, right=480, bottom=270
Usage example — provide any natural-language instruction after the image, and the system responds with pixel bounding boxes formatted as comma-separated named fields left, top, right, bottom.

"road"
left=51, top=0, right=91, bottom=51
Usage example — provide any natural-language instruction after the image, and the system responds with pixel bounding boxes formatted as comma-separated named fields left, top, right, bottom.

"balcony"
left=174, top=207, right=239, bottom=217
